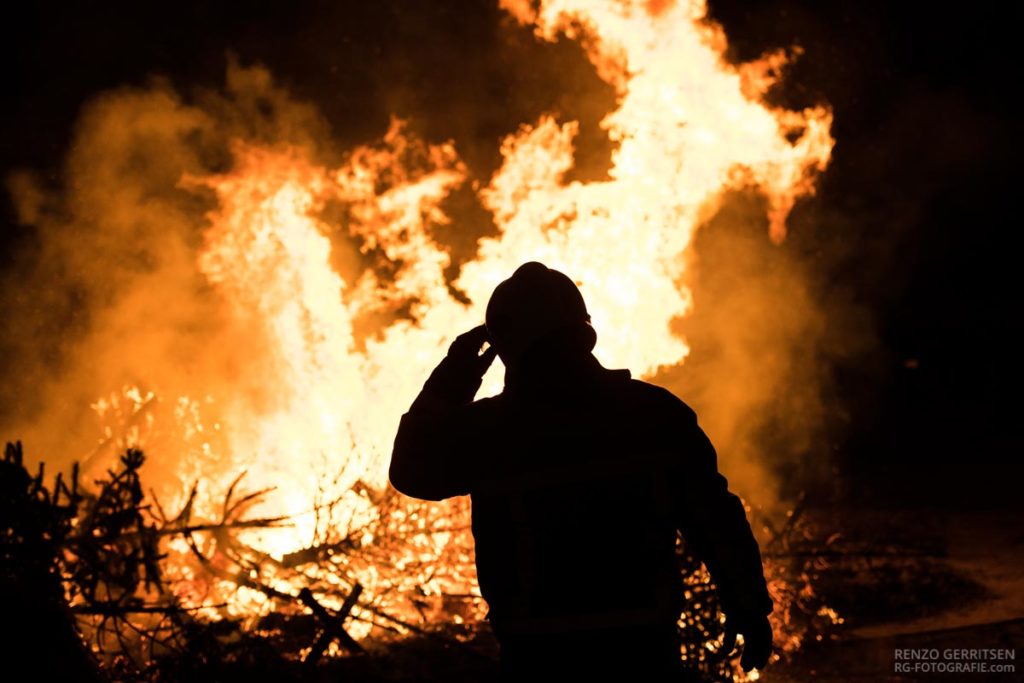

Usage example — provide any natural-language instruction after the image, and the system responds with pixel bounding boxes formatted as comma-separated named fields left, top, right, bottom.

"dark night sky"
left=1, top=1, right=1019, bottom=505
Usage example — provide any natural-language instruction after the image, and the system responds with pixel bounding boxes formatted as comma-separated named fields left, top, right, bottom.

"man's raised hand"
left=448, top=324, right=498, bottom=378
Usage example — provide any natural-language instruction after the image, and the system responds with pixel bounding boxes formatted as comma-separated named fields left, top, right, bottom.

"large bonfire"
left=6, top=0, right=835, bottom=679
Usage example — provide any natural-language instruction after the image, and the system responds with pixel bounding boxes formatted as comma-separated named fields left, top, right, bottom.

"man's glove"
left=722, top=612, right=773, bottom=672
left=420, top=325, right=498, bottom=406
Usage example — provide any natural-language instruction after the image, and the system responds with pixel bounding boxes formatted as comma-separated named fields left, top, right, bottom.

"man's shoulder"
left=465, top=394, right=504, bottom=417
left=469, top=393, right=502, bottom=407
left=620, top=377, right=698, bottom=421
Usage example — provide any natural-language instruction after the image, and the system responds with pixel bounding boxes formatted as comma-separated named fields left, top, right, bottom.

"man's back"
left=389, top=262, right=773, bottom=679
left=463, top=369, right=689, bottom=634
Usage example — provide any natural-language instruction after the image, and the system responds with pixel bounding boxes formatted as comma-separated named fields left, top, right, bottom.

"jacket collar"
left=503, top=352, right=630, bottom=397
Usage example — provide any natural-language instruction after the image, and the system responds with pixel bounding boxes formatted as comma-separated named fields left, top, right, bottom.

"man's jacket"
left=390, top=351, right=772, bottom=638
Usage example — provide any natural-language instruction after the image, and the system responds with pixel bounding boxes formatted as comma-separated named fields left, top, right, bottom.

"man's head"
left=485, top=262, right=595, bottom=365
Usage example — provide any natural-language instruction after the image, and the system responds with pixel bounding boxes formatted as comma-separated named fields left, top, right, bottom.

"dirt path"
left=762, top=508, right=1023, bottom=682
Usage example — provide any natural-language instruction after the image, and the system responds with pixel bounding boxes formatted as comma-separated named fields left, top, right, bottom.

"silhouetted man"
left=390, top=262, right=773, bottom=681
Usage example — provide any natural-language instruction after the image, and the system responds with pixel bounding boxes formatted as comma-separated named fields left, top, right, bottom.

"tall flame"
left=68, top=0, right=833, bottom=619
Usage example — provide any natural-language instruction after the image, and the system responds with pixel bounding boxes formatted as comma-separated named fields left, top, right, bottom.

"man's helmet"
left=485, top=262, right=591, bottom=362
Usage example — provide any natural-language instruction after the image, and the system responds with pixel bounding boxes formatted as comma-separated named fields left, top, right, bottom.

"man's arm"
left=668, top=399, right=773, bottom=671
left=389, top=325, right=497, bottom=501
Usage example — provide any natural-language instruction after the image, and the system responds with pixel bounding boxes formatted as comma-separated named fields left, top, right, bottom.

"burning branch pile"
left=2, top=440, right=841, bottom=681
left=0, top=441, right=487, bottom=680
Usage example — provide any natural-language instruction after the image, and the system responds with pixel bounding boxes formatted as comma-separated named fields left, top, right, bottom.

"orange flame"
left=94, top=0, right=832, bottom=623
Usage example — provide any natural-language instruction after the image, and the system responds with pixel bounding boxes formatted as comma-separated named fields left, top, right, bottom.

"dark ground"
left=767, top=505, right=1024, bottom=682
